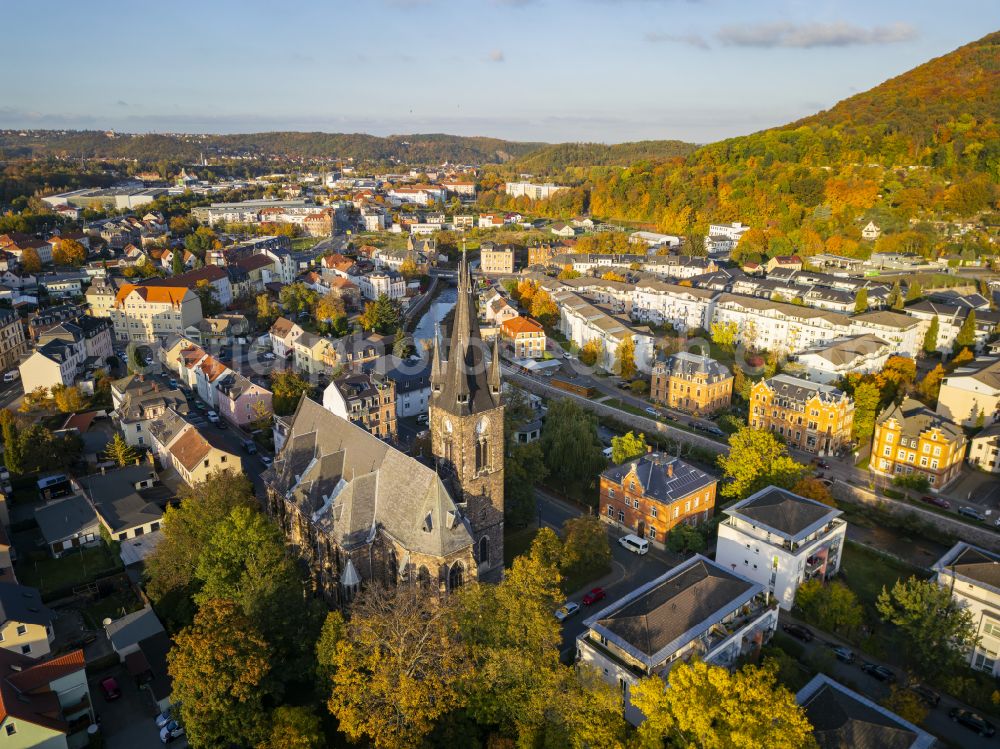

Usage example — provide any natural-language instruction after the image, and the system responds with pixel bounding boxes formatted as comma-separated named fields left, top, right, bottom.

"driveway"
left=91, top=665, right=178, bottom=749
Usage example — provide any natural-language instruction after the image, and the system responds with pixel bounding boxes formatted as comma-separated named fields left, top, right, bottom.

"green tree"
left=560, top=515, right=611, bottom=586
left=579, top=338, right=603, bottom=367
left=194, top=279, right=222, bottom=316
left=611, top=430, right=647, bottom=464
left=923, top=315, right=939, bottom=354
left=145, top=470, right=257, bottom=627
left=666, top=523, right=707, bottom=554
left=0, top=411, right=22, bottom=475
left=615, top=334, right=637, bottom=379
left=505, top=440, right=547, bottom=528
left=953, top=310, right=977, bottom=353
left=905, top=280, right=923, bottom=302
left=327, top=585, right=470, bottom=749
left=882, top=686, right=929, bottom=726
left=539, top=399, right=606, bottom=503
left=171, top=246, right=185, bottom=276
left=314, top=291, right=347, bottom=335
left=315, top=610, right=346, bottom=691
left=795, top=579, right=864, bottom=637
left=887, top=280, right=904, bottom=310
left=851, top=380, right=882, bottom=444
left=279, top=282, right=319, bottom=318
left=169, top=598, right=272, bottom=748
left=359, top=294, right=401, bottom=334
left=854, top=287, right=868, bottom=314
left=876, top=576, right=979, bottom=679
left=271, top=370, right=312, bottom=415
left=717, top=426, right=806, bottom=499
left=105, top=432, right=138, bottom=466
left=256, top=294, right=280, bottom=327
left=194, top=505, right=321, bottom=673
left=258, top=706, right=325, bottom=749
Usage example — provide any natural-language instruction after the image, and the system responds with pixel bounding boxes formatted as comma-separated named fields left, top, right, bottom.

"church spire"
left=432, top=249, right=499, bottom=416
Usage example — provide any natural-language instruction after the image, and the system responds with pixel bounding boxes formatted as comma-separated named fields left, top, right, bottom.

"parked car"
left=781, top=624, right=813, bottom=643
left=154, top=709, right=174, bottom=728
left=260, top=455, right=273, bottom=468
left=861, top=663, right=896, bottom=683
left=618, top=534, right=649, bottom=555
left=907, top=683, right=940, bottom=707
left=644, top=407, right=657, bottom=416
left=242, top=439, right=258, bottom=454
left=919, top=494, right=950, bottom=509
left=582, top=587, right=606, bottom=605
left=827, top=645, right=855, bottom=664
left=812, top=458, right=831, bottom=469
left=617, top=381, right=630, bottom=389
left=3, top=371, right=19, bottom=383
left=958, top=506, right=987, bottom=522
left=206, top=411, right=220, bottom=423
left=168, top=378, right=178, bottom=389
left=702, top=425, right=725, bottom=437
left=263, top=352, right=276, bottom=361
left=949, top=708, right=996, bottom=737
left=100, top=677, right=121, bottom=701
left=555, top=602, right=581, bottom=622
left=160, top=720, right=185, bottom=744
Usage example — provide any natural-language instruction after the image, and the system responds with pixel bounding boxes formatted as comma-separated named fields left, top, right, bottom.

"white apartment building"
left=937, top=356, right=1000, bottom=428
left=848, top=311, right=923, bottom=358
left=630, top=281, right=718, bottom=333
left=907, top=301, right=1000, bottom=355
left=969, top=423, right=1000, bottom=473
left=362, top=210, right=387, bottom=231
left=359, top=270, right=406, bottom=301
left=629, top=231, right=681, bottom=249
left=933, top=542, right=1000, bottom=677
left=712, top=294, right=850, bottom=355
left=111, top=284, right=203, bottom=344
left=577, top=555, right=778, bottom=725
left=708, top=222, right=750, bottom=242
left=504, top=181, right=568, bottom=200
left=794, top=334, right=891, bottom=384
left=716, top=486, right=847, bottom=611
left=269, top=317, right=304, bottom=359
left=554, top=289, right=655, bottom=373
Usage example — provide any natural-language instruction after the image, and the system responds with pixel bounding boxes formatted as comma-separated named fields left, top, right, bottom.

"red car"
left=100, top=677, right=121, bottom=701
left=582, top=587, right=606, bottom=605
left=920, top=495, right=951, bottom=509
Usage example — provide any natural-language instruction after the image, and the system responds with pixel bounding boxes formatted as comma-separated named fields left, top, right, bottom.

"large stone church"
left=265, top=253, right=505, bottom=604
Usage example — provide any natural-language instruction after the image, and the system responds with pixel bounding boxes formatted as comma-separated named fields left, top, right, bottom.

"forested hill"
left=511, top=140, right=697, bottom=173
left=793, top=30, right=1000, bottom=144
left=0, top=130, right=545, bottom=165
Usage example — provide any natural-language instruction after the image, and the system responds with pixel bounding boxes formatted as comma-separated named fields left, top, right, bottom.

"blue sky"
left=0, top=0, right=996, bottom=144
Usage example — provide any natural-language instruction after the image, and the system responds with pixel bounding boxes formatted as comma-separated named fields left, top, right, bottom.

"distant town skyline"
left=1, top=1, right=996, bottom=143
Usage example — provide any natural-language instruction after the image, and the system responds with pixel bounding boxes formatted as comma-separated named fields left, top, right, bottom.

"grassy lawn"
left=602, top=398, right=649, bottom=418
left=562, top=563, right=612, bottom=596
left=289, top=236, right=321, bottom=251
left=504, top=525, right=539, bottom=567
left=840, top=541, right=927, bottom=612
left=16, top=545, right=123, bottom=597
left=81, top=588, right=145, bottom=630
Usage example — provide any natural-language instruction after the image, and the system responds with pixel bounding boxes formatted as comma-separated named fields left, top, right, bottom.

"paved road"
left=535, top=489, right=681, bottom=660
left=781, top=612, right=995, bottom=749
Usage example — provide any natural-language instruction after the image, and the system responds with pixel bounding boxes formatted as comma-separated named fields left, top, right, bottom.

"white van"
left=618, top=534, right=649, bottom=555
left=3, top=371, right=18, bottom=383
left=602, top=446, right=613, bottom=459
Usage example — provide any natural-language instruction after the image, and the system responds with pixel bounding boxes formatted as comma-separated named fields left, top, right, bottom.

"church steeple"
left=431, top=249, right=499, bottom=416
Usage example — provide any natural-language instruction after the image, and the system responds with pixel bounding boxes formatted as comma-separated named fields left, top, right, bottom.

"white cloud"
left=717, top=21, right=917, bottom=49
left=644, top=31, right=709, bottom=49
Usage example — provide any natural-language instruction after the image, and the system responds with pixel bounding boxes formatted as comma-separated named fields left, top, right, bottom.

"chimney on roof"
left=667, top=462, right=674, bottom=478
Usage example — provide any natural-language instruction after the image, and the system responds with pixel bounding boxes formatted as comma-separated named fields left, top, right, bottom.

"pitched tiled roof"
left=501, top=316, right=544, bottom=336
left=601, top=452, right=715, bottom=506
left=725, top=486, right=840, bottom=541
left=115, top=284, right=190, bottom=307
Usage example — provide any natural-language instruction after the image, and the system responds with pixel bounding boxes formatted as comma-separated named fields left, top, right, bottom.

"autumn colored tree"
left=105, top=432, right=138, bottom=467
left=52, top=238, right=86, bottom=266
left=328, top=585, right=470, bottom=749
left=918, top=364, right=946, bottom=404
left=0, top=411, right=22, bottom=475
left=279, top=282, right=319, bottom=317
left=560, top=515, right=611, bottom=586
left=516, top=279, right=536, bottom=307
left=557, top=265, right=580, bottom=280
left=717, top=427, right=806, bottom=499
left=314, top=291, right=346, bottom=335
left=259, top=706, right=325, bottom=749
left=256, top=293, right=280, bottom=326
left=52, top=384, right=85, bottom=413
left=20, top=247, right=41, bottom=273
left=853, top=287, right=868, bottom=314
left=851, top=380, right=882, bottom=444
left=791, top=476, right=836, bottom=507
left=611, top=333, right=636, bottom=378
left=315, top=610, right=346, bottom=690
left=168, top=599, right=272, bottom=748
left=530, top=288, right=558, bottom=326
left=905, top=280, right=923, bottom=302
left=882, top=686, right=929, bottom=727
left=579, top=338, right=603, bottom=367
left=611, top=430, right=647, bottom=464
left=886, top=280, right=904, bottom=310
left=632, top=660, right=816, bottom=749
left=600, top=270, right=626, bottom=282
left=710, top=321, right=738, bottom=353
left=398, top=256, right=419, bottom=279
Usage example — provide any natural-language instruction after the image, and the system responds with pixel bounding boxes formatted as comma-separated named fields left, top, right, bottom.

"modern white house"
left=794, top=334, right=891, bottom=384
left=358, top=270, right=406, bottom=301
left=933, top=542, right=1000, bottom=677
left=937, top=356, right=1000, bottom=428
left=715, top=486, right=847, bottom=610
left=576, top=555, right=778, bottom=725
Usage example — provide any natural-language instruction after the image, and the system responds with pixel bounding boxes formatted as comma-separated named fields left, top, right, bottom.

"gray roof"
left=601, top=453, right=715, bottom=506
left=799, top=335, right=890, bottom=367
left=763, top=373, right=848, bottom=406
left=725, top=486, right=841, bottom=542
left=656, top=352, right=731, bottom=382
left=0, top=584, right=54, bottom=628
left=586, top=555, right=760, bottom=665
left=267, top=398, right=474, bottom=559
left=933, top=541, right=1000, bottom=593
left=34, top=495, right=98, bottom=544
left=104, top=605, right=165, bottom=652
left=797, top=674, right=934, bottom=749
left=75, top=464, right=167, bottom=533
left=877, top=397, right=964, bottom=442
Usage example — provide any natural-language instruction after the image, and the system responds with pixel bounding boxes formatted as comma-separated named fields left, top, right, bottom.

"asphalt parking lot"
left=91, top=665, right=182, bottom=749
